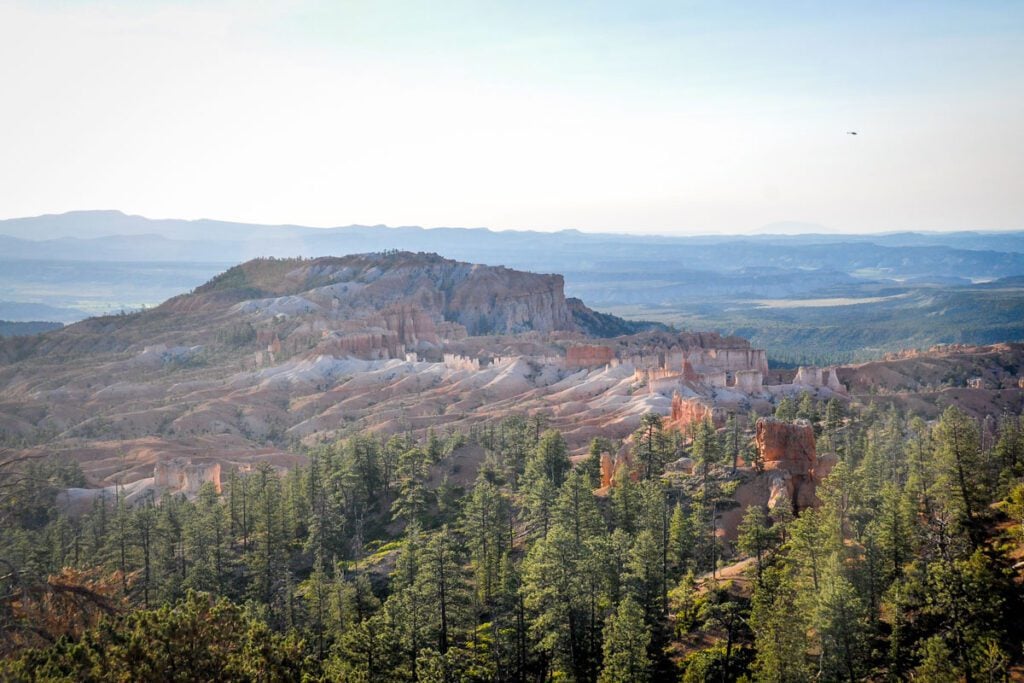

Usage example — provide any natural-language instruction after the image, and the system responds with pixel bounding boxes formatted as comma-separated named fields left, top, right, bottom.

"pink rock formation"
left=443, top=353, right=481, bottom=372
left=319, top=329, right=404, bottom=359
left=566, top=344, right=615, bottom=369
left=376, top=304, right=441, bottom=347
left=154, top=459, right=222, bottom=495
left=600, top=451, right=616, bottom=488
left=599, top=443, right=640, bottom=489
left=756, top=418, right=816, bottom=475
left=755, top=417, right=819, bottom=513
left=669, top=395, right=725, bottom=431
left=702, top=371, right=728, bottom=388
left=682, top=359, right=701, bottom=382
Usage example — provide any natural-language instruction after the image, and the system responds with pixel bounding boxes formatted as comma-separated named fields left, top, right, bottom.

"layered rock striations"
left=214, top=253, right=645, bottom=360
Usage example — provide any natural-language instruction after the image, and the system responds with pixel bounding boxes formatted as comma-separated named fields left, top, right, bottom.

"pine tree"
left=774, top=397, right=797, bottom=421
left=813, top=567, right=868, bottom=682
left=583, top=437, right=613, bottom=484
left=786, top=507, right=833, bottom=592
left=248, top=463, right=287, bottom=620
left=667, top=502, right=694, bottom=577
left=795, top=392, right=817, bottom=423
left=462, top=474, right=511, bottom=605
left=737, top=504, right=777, bottom=587
left=933, top=407, right=986, bottom=548
left=183, top=482, right=228, bottom=595
left=610, top=464, right=640, bottom=533
left=691, top=417, right=721, bottom=471
left=750, top=567, right=810, bottom=683
left=624, top=529, right=663, bottom=627
left=526, top=429, right=571, bottom=489
left=391, top=447, right=431, bottom=527
left=598, top=596, right=651, bottom=683
left=724, top=413, right=740, bottom=471
left=416, top=526, right=472, bottom=661
left=823, top=398, right=844, bottom=453
left=633, top=413, right=668, bottom=480
left=521, top=520, right=598, bottom=679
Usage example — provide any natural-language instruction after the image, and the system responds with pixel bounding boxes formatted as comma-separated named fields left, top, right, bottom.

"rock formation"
left=755, top=417, right=819, bottom=514
left=211, top=253, right=658, bottom=360
left=566, top=344, right=615, bottom=369
left=600, top=451, right=616, bottom=488
left=669, top=394, right=725, bottom=431
left=734, top=369, right=763, bottom=392
left=443, top=353, right=481, bottom=372
left=794, top=366, right=823, bottom=387
left=154, top=459, right=222, bottom=495
left=825, top=367, right=844, bottom=392
left=599, top=443, right=640, bottom=489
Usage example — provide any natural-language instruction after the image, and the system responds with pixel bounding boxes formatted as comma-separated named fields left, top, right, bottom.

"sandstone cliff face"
left=668, top=395, right=725, bottom=431
left=209, top=253, right=599, bottom=360
left=443, top=265, right=575, bottom=335
left=236, top=254, right=583, bottom=341
left=566, top=344, right=615, bottom=369
left=154, top=458, right=222, bottom=495
left=755, top=417, right=818, bottom=513
left=756, top=417, right=816, bottom=475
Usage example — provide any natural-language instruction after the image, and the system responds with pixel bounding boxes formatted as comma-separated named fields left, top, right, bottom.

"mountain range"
left=1, top=211, right=1023, bottom=362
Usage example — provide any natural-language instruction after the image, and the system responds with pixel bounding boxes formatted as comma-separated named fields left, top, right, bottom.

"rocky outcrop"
left=566, top=344, right=615, bottom=369
left=756, top=418, right=816, bottom=474
left=669, top=394, right=725, bottom=431
left=599, top=442, right=639, bottom=489
left=611, top=331, right=769, bottom=389
left=443, top=353, right=481, bottom=372
left=219, top=253, right=585, bottom=340
left=218, top=254, right=662, bottom=358
left=376, top=305, right=441, bottom=347
left=755, top=417, right=818, bottom=514
left=825, top=367, right=844, bottom=392
left=794, top=366, right=823, bottom=387
left=154, top=458, right=222, bottom=495
left=318, top=328, right=404, bottom=359
left=600, top=451, right=616, bottom=488
left=443, top=265, right=576, bottom=335
left=734, top=369, right=763, bottom=392
left=703, top=371, right=728, bottom=388
left=688, top=348, right=769, bottom=375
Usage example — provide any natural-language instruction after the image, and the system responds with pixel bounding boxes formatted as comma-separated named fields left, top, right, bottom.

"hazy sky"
left=1, top=1, right=1022, bottom=234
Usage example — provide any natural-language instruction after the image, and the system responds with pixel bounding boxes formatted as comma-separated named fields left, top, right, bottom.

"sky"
left=1, top=0, right=1022, bottom=235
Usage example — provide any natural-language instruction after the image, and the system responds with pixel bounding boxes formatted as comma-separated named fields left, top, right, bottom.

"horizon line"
left=2, top=208, right=1023, bottom=238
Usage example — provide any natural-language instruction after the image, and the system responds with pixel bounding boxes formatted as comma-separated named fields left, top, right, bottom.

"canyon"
left=0, top=252, right=1021, bottom=501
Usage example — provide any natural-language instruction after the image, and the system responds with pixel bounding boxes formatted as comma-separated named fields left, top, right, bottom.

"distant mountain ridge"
left=1, top=211, right=1022, bottom=359
left=0, top=252, right=657, bottom=364
left=2, top=211, right=1024, bottom=276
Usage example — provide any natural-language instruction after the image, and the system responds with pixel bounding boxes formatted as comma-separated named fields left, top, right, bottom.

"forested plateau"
left=0, top=253, right=1022, bottom=682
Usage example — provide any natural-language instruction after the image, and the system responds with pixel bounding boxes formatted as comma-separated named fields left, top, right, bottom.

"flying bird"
left=846, top=131, right=858, bottom=135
